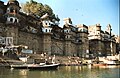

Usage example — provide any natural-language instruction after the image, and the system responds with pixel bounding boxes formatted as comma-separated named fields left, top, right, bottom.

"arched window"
left=46, top=29, right=47, bottom=32
left=15, top=19, right=17, bottom=23
left=66, top=30, right=68, bottom=33
left=46, top=22, right=47, bottom=25
left=66, top=36, right=68, bottom=38
left=10, top=7, right=14, bottom=13
left=10, top=18, right=13, bottom=22
left=48, top=23, right=50, bottom=26
left=15, top=9, right=18, bottom=13
left=7, top=8, right=10, bottom=13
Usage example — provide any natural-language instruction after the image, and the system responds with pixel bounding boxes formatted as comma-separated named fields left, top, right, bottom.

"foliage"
left=23, top=0, right=60, bottom=22
left=9, top=0, right=16, bottom=2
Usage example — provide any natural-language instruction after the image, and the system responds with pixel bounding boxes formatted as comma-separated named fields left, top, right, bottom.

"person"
left=52, top=55, right=55, bottom=64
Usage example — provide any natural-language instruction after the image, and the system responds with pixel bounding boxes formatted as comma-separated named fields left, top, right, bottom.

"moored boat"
left=92, top=63, right=107, bottom=66
left=27, top=63, right=60, bottom=70
left=105, top=60, right=120, bottom=65
left=10, top=63, right=60, bottom=70
left=92, top=61, right=107, bottom=66
left=10, top=64, right=28, bottom=69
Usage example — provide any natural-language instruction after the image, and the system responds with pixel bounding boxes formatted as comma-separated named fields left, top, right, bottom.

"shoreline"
left=0, top=62, right=120, bottom=67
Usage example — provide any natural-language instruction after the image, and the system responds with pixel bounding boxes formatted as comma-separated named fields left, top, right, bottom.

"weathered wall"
left=18, top=31, right=42, bottom=53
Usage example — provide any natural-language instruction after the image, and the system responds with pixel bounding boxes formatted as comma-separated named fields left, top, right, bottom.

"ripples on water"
left=0, top=66, right=119, bottom=78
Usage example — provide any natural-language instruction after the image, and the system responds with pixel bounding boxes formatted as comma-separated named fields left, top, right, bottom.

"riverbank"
left=0, top=53, right=120, bottom=67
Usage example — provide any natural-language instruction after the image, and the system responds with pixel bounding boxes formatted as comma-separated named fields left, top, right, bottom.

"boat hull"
left=28, top=64, right=60, bottom=70
left=10, top=64, right=60, bottom=70
left=92, top=63, right=107, bottom=66
left=10, top=64, right=28, bottom=69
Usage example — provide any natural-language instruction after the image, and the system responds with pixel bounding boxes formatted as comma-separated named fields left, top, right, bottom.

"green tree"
left=9, top=0, right=16, bottom=2
left=23, top=0, right=60, bottom=23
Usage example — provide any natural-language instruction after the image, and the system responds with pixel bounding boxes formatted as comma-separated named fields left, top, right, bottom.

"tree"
left=23, top=0, right=60, bottom=23
left=9, top=0, right=16, bottom=2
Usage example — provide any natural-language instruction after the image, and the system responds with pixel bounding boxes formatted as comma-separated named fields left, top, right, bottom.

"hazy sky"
left=2, top=0, right=119, bottom=35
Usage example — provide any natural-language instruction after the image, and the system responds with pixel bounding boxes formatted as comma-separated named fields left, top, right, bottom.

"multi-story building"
left=0, top=0, right=89, bottom=57
left=115, top=35, right=120, bottom=54
left=88, top=24, right=116, bottom=57
left=0, top=0, right=118, bottom=58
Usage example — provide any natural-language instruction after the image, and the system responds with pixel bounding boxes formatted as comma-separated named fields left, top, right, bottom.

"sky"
left=2, top=0, right=119, bottom=35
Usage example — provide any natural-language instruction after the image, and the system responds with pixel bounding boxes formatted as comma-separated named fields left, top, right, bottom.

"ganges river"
left=0, top=65, right=119, bottom=78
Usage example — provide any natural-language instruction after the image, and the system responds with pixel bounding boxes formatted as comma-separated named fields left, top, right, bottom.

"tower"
left=63, top=18, right=72, bottom=56
left=41, top=15, right=52, bottom=55
left=4, top=0, right=21, bottom=45
left=106, top=24, right=116, bottom=56
left=63, top=26, right=71, bottom=56
left=0, top=1, right=5, bottom=22
left=106, top=24, right=112, bottom=36
left=5, top=0, right=20, bottom=24
left=77, top=24, right=89, bottom=58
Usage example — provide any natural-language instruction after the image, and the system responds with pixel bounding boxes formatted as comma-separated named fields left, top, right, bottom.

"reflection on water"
left=0, top=66, right=119, bottom=78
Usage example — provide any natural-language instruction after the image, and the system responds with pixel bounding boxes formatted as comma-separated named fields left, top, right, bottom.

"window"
left=66, top=36, right=68, bottom=38
left=10, top=8, right=14, bottom=13
left=10, top=18, right=13, bottom=22
left=15, top=19, right=17, bottom=23
left=7, top=8, right=10, bottom=13
left=46, top=23, right=47, bottom=25
left=15, top=9, right=18, bottom=13
left=46, top=29, right=47, bottom=32
left=67, top=30, right=68, bottom=33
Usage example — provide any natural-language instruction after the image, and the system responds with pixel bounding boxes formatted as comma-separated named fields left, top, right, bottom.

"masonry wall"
left=6, top=26, right=18, bottom=45
left=70, top=42, right=77, bottom=56
left=51, top=39, right=64, bottom=55
left=18, top=31, right=42, bottom=53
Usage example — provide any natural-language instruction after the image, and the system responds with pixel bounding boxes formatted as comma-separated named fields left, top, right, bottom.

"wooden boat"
left=27, top=63, right=60, bottom=70
left=10, top=55, right=60, bottom=70
left=10, top=64, right=28, bottom=69
left=92, top=61, right=107, bottom=66
left=10, top=63, right=60, bottom=70
left=92, top=63, right=107, bottom=66
left=106, top=60, right=120, bottom=65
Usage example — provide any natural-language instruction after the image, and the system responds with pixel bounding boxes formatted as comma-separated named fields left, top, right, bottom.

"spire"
left=106, top=24, right=112, bottom=34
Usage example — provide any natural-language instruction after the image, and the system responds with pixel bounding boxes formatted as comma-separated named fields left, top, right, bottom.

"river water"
left=0, top=65, right=119, bottom=78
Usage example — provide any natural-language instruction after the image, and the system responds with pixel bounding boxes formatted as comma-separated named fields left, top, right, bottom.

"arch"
left=7, top=8, right=10, bottom=13
left=15, top=9, right=18, bottom=13
left=46, top=29, right=47, bottom=32
left=10, top=18, right=13, bottom=22
left=15, top=19, right=17, bottom=23
left=45, top=22, right=47, bottom=25
left=49, top=29, right=51, bottom=32
left=66, top=30, right=68, bottom=33
left=10, top=7, right=14, bottom=13
left=66, top=36, right=68, bottom=38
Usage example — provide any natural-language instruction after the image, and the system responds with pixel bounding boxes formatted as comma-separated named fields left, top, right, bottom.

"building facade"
left=115, top=35, right=120, bottom=54
left=88, top=24, right=116, bottom=57
left=0, top=0, right=118, bottom=58
left=0, top=0, right=90, bottom=57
